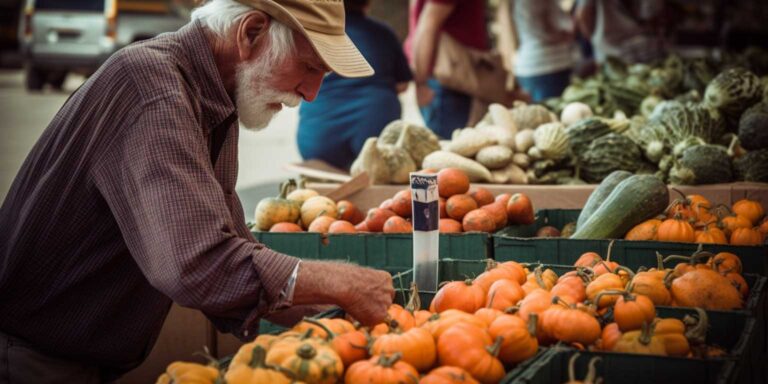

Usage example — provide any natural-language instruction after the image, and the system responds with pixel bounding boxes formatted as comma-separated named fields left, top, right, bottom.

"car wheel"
left=25, top=66, right=45, bottom=91
left=48, top=71, right=67, bottom=90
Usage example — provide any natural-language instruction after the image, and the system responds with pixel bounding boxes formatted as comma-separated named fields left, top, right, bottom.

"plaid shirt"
left=0, top=20, right=300, bottom=375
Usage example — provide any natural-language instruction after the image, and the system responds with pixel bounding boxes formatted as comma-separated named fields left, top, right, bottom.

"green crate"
left=253, top=232, right=491, bottom=274
left=506, top=347, right=738, bottom=384
left=494, top=209, right=768, bottom=276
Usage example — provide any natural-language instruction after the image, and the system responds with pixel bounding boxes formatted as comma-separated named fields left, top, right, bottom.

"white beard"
left=234, top=57, right=301, bottom=131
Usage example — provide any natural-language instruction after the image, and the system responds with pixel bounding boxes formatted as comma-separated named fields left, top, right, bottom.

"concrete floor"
left=0, top=69, right=423, bottom=220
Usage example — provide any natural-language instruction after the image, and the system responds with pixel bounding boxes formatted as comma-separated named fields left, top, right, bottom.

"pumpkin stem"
left=487, top=291, right=497, bottom=309
left=614, top=266, right=635, bottom=279
left=655, top=251, right=665, bottom=270
left=504, top=305, right=521, bottom=315
left=638, top=321, right=654, bottom=345
left=193, top=346, right=220, bottom=368
left=486, top=336, right=504, bottom=358
left=484, top=258, right=497, bottom=272
left=533, top=266, right=547, bottom=289
left=606, top=240, right=615, bottom=262
left=527, top=313, right=538, bottom=337
left=662, top=270, right=675, bottom=290
left=684, top=307, right=708, bottom=346
left=377, top=352, right=402, bottom=368
left=567, top=353, right=580, bottom=382
left=279, top=179, right=297, bottom=199
left=296, top=343, right=317, bottom=360
left=593, top=290, right=626, bottom=308
left=248, top=345, right=270, bottom=368
left=585, top=356, right=602, bottom=384
left=551, top=296, right=571, bottom=308
left=670, top=187, right=686, bottom=202
left=405, top=282, right=422, bottom=313
left=576, top=267, right=595, bottom=284
left=302, top=318, right=336, bottom=341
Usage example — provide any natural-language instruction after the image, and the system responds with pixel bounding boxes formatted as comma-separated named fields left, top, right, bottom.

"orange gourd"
left=269, top=222, right=304, bottom=232
left=470, top=187, right=495, bottom=207
left=391, top=189, right=413, bottom=218
left=366, top=208, right=396, bottom=232
left=600, top=323, right=622, bottom=351
left=481, top=202, right=509, bottom=230
left=732, top=199, right=765, bottom=225
left=574, top=252, right=602, bottom=268
left=730, top=227, right=765, bottom=245
left=419, top=366, right=480, bottom=384
left=486, top=279, right=525, bottom=310
left=709, top=252, right=742, bottom=274
left=436, top=323, right=505, bottom=384
left=439, top=218, right=463, bottom=233
left=344, top=353, right=419, bottom=384
left=424, top=309, right=488, bottom=341
left=506, top=193, right=535, bottom=225
left=437, top=168, right=470, bottom=198
left=383, top=216, right=413, bottom=233
left=625, top=218, right=663, bottom=241
left=462, top=209, right=496, bottom=233
left=371, top=321, right=436, bottom=372
left=446, top=194, right=478, bottom=221
left=473, top=260, right=526, bottom=293
left=612, top=322, right=666, bottom=356
left=540, top=297, right=601, bottom=346
left=337, top=200, right=364, bottom=225
left=652, top=318, right=690, bottom=357
left=669, top=268, right=743, bottom=310
left=594, top=291, right=656, bottom=332
left=657, top=214, right=695, bottom=243
left=585, top=272, right=627, bottom=308
left=694, top=225, right=727, bottom=244
left=432, top=280, right=486, bottom=314
left=328, top=220, right=356, bottom=234
left=488, top=313, right=538, bottom=364
left=550, top=269, right=591, bottom=303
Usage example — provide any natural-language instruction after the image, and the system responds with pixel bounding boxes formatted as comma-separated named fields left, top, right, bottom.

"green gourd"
left=576, top=170, right=633, bottom=229
left=734, top=148, right=768, bottom=182
left=571, top=175, right=669, bottom=239
left=565, top=117, right=612, bottom=159
left=669, top=145, right=732, bottom=185
left=738, top=101, right=768, bottom=150
left=579, top=133, right=644, bottom=183
left=253, top=180, right=301, bottom=231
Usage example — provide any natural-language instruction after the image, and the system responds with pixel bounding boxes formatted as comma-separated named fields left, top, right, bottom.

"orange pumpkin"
left=669, top=268, right=743, bottom=310
left=596, top=291, right=656, bottom=332
left=328, top=220, right=357, bottom=234
left=473, top=261, right=526, bottom=293
left=436, top=323, right=505, bottom=384
left=495, top=193, right=512, bottom=208
left=344, top=353, right=419, bottom=384
left=540, top=297, right=601, bottom=346
left=550, top=269, right=590, bottom=303
left=687, top=194, right=711, bottom=212
left=574, top=252, right=602, bottom=268
left=625, top=219, right=662, bottom=241
left=600, top=322, right=622, bottom=351
left=302, top=318, right=368, bottom=368
left=439, top=198, right=448, bottom=219
left=446, top=194, right=478, bottom=221
left=694, top=225, right=727, bottom=244
left=585, top=273, right=626, bottom=308
left=486, top=279, right=525, bottom=310
left=432, top=280, right=486, bottom=313
left=308, top=216, right=336, bottom=234
left=653, top=318, right=690, bottom=357
left=732, top=199, right=765, bottom=225
left=473, top=308, right=505, bottom=328
left=269, top=222, right=304, bottom=232
left=487, top=313, right=538, bottom=364
left=724, top=271, right=749, bottom=298
left=439, top=218, right=463, bottom=233
left=424, top=310, right=488, bottom=341
left=291, top=318, right=354, bottom=340
left=462, top=209, right=496, bottom=233
left=480, top=202, right=508, bottom=230
left=517, top=288, right=552, bottom=324
left=469, top=188, right=495, bottom=207
left=371, top=322, right=436, bottom=372
left=708, top=252, right=742, bottom=274
left=666, top=199, right=695, bottom=221
left=437, top=168, right=470, bottom=198
left=337, top=200, right=365, bottom=225
left=366, top=208, right=396, bottom=232
left=758, top=218, right=768, bottom=235
left=419, top=366, right=480, bottom=384
left=612, top=322, right=666, bottom=355
left=657, top=215, right=695, bottom=243
left=383, top=216, right=413, bottom=233
left=506, top=193, right=535, bottom=225
left=720, top=213, right=752, bottom=237
left=730, top=227, right=765, bottom=245
left=628, top=270, right=672, bottom=306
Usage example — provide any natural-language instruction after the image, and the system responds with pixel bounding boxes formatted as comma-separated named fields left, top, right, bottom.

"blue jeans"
left=517, top=68, right=573, bottom=103
left=419, top=79, right=471, bottom=139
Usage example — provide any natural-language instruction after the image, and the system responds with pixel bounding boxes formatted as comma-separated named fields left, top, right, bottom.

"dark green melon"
left=669, top=145, right=733, bottom=185
left=738, top=101, right=768, bottom=150
left=580, top=133, right=644, bottom=183
left=565, top=117, right=612, bottom=158
left=704, top=67, right=762, bottom=128
left=734, top=148, right=768, bottom=182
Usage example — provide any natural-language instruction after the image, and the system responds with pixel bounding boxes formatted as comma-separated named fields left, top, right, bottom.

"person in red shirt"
left=405, top=0, right=489, bottom=138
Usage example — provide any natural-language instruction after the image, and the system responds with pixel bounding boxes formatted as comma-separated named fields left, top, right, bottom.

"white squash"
left=560, top=102, right=593, bottom=126
left=446, top=128, right=497, bottom=157
left=422, top=151, right=493, bottom=182
left=512, top=153, right=531, bottom=169
left=488, top=103, right=518, bottom=137
left=475, top=145, right=513, bottom=169
left=533, top=122, right=569, bottom=160
left=514, top=129, right=535, bottom=153
left=476, top=124, right=516, bottom=148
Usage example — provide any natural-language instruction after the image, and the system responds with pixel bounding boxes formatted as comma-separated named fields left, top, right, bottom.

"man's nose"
left=297, top=73, right=325, bottom=102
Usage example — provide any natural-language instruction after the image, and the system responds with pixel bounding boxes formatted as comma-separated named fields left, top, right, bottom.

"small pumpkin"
left=540, top=297, right=601, bottom=346
left=625, top=218, right=663, bottom=241
left=432, top=280, right=486, bottom=314
left=254, top=180, right=301, bottom=231
left=390, top=189, right=413, bottom=218
left=473, top=308, right=505, bottom=328
left=668, top=267, right=743, bottom=310
left=480, top=202, right=508, bottom=230
left=370, top=320, right=436, bottom=372
left=365, top=208, right=396, bottom=232
left=439, top=218, right=463, bottom=233
left=300, top=195, right=338, bottom=229
left=344, top=353, right=419, bottom=384
left=486, top=278, right=525, bottom=310
left=730, top=227, right=765, bottom=245
left=709, top=252, right=742, bottom=274
left=473, top=260, right=526, bottom=293
left=595, top=291, right=656, bottom=332
left=585, top=272, right=627, bottom=308
left=732, top=199, right=765, bottom=225
left=600, top=323, right=622, bottom=351
left=470, top=188, right=495, bottom=207
left=224, top=345, right=294, bottom=384
left=437, top=168, right=470, bottom=198
left=506, top=193, right=535, bottom=225
left=628, top=264, right=672, bottom=306
left=488, top=313, right=538, bottom=364
left=269, top=222, right=304, bottom=232
left=266, top=338, right=343, bottom=384
left=716, top=206, right=753, bottom=236
left=286, top=179, right=319, bottom=205
left=462, top=209, right=496, bottom=233
left=759, top=218, right=768, bottom=235
left=156, top=361, right=221, bottom=384
left=446, top=194, right=478, bottom=221
left=419, top=366, right=480, bottom=384
left=308, top=216, right=336, bottom=234
left=383, top=216, right=413, bottom=233
left=612, top=322, right=666, bottom=356
left=424, top=309, right=488, bottom=341
left=574, top=252, right=602, bottom=268
left=694, top=225, right=727, bottom=244
left=550, top=268, right=591, bottom=303
left=652, top=318, right=690, bottom=357
left=328, top=220, right=356, bottom=234
left=337, top=200, right=364, bottom=225
left=436, top=323, right=505, bottom=384
left=657, top=214, right=695, bottom=243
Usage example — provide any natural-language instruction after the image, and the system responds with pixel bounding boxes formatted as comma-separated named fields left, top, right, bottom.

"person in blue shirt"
left=297, top=0, right=413, bottom=170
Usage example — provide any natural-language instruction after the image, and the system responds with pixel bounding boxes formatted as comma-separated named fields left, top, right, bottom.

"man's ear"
left=236, top=11, right=271, bottom=62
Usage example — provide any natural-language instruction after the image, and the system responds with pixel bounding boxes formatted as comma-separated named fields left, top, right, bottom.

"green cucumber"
left=572, top=174, right=669, bottom=239
left=576, top=170, right=633, bottom=229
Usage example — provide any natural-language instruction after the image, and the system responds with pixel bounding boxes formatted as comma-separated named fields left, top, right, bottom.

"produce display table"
left=308, top=182, right=768, bottom=212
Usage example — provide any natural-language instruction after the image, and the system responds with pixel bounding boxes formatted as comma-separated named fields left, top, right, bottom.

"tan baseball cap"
left=235, top=0, right=374, bottom=78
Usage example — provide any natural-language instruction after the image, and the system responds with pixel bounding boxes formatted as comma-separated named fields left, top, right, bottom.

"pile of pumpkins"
left=156, top=248, right=746, bottom=384
left=255, top=168, right=538, bottom=234
left=624, top=194, right=766, bottom=245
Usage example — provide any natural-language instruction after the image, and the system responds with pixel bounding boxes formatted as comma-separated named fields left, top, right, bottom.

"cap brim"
left=304, top=30, right=374, bottom=78
left=246, top=0, right=374, bottom=78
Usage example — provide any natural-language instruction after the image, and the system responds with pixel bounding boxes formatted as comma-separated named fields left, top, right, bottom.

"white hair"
left=191, top=0, right=296, bottom=64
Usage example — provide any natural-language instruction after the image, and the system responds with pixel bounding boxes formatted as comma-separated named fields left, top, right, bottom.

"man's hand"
left=416, top=82, right=435, bottom=107
left=292, top=261, right=394, bottom=326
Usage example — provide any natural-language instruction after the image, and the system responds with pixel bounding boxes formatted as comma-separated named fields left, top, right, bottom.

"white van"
left=19, top=0, right=190, bottom=90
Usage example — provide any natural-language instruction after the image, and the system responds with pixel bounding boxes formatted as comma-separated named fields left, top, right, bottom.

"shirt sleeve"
left=91, top=92, right=300, bottom=338
left=390, top=30, right=414, bottom=83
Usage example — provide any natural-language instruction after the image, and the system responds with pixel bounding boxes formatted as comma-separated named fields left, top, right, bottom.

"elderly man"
left=0, top=0, right=394, bottom=382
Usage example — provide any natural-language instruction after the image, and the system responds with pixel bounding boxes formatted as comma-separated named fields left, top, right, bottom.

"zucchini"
left=576, top=170, right=632, bottom=229
left=571, top=175, right=669, bottom=239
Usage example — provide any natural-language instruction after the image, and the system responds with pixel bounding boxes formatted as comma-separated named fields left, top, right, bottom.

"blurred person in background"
left=0, top=0, right=394, bottom=382
left=406, top=0, right=489, bottom=138
left=575, top=0, right=669, bottom=64
left=297, top=0, right=412, bottom=170
left=511, top=0, right=577, bottom=102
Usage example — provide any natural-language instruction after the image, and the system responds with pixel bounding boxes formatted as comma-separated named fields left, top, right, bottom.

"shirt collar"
left=176, top=19, right=237, bottom=133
